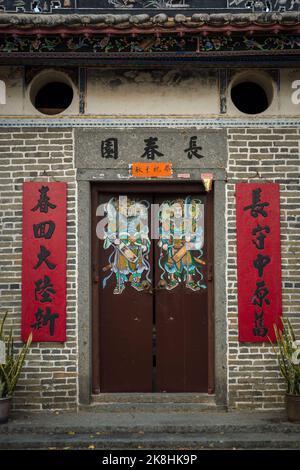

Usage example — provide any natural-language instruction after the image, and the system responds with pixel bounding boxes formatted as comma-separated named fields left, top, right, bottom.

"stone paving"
left=0, top=410, right=299, bottom=450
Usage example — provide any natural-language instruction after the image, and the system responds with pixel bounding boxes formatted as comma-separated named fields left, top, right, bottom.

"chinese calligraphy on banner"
left=236, top=183, right=282, bottom=343
left=22, top=182, right=67, bottom=342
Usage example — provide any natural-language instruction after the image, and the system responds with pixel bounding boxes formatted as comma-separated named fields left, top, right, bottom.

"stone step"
left=83, top=393, right=224, bottom=413
left=1, top=414, right=299, bottom=435
left=1, top=431, right=300, bottom=450
left=1, top=410, right=299, bottom=449
left=81, top=403, right=224, bottom=413
left=91, top=393, right=216, bottom=404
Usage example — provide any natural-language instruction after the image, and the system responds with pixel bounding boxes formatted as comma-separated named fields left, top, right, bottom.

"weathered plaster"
left=86, top=69, right=220, bottom=116
left=0, top=67, right=299, bottom=118
left=280, top=69, right=300, bottom=116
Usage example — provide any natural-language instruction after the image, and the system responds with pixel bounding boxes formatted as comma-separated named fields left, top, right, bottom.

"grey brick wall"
left=0, top=128, right=77, bottom=411
left=227, top=128, right=300, bottom=410
left=1, top=124, right=299, bottom=411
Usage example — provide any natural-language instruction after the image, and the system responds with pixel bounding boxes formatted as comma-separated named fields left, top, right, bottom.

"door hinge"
left=207, top=262, right=213, bottom=282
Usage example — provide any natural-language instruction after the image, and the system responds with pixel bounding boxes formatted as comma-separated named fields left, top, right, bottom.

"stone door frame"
left=77, top=170, right=227, bottom=407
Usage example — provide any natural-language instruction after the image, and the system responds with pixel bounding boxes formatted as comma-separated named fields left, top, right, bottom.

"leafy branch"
left=0, top=312, right=32, bottom=399
left=271, top=318, right=300, bottom=396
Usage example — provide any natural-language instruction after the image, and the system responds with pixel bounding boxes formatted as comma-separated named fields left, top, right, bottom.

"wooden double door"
left=92, top=183, right=214, bottom=394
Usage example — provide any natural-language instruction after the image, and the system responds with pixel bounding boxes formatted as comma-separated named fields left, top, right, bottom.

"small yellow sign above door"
left=131, top=163, right=173, bottom=178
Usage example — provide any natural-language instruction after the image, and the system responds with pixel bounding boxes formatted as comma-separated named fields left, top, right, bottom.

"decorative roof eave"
left=0, top=12, right=299, bottom=35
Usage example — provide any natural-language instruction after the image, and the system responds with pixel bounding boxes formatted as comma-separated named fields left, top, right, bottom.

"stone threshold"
left=78, top=393, right=225, bottom=412
left=91, top=393, right=216, bottom=404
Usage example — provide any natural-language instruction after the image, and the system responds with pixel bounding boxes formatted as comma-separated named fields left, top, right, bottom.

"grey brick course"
left=227, top=127, right=300, bottom=410
left=0, top=127, right=77, bottom=411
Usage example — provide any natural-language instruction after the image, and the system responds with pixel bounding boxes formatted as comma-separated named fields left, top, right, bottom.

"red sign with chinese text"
left=236, top=183, right=282, bottom=343
left=22, top=182, right=67, bottom=342
left=131, top=162, right=173, bottom=178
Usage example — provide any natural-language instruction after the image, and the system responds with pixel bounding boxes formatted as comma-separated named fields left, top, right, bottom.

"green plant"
left=272, top=318, right=300, bottom=396
left=0, top=312, right=32, bottom=399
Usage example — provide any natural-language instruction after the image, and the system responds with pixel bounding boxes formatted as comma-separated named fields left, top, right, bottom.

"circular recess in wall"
left=230, top=72, right=274, bottom=115
left=29, top=71, right=74, bottom=115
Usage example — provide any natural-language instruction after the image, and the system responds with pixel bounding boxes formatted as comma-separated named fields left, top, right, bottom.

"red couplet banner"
left=236, top=183, right=282, bottom=343
left=22, top=182, right=67, bottom=342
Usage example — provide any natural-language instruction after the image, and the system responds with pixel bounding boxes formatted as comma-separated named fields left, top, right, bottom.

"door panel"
left=98, top=193, right=153, bottom=392
left=155, top=194, right=209, bottom=392
left=93, top=185, right=212, bottom=394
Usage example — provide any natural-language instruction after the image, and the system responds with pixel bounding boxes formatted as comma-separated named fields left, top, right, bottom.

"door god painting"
left=102, top=196, right=151, bottom=295
left=158, top=197, right=206, bottom=291
left=100, top=195, right=205, bottom=294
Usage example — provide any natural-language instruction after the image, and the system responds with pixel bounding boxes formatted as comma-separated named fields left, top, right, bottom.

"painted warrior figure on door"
left=102, top=196, right=151, bottom=295
left=158, top=197, right=206, bottom=291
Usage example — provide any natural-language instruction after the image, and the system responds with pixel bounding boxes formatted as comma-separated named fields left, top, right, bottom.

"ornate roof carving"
left=0, top=11, right=299, bottom=31
left=0, top=0, right=300, bottom=15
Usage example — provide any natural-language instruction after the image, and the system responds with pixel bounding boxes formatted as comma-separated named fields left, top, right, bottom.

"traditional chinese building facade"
left=0, top=0, right=299, bottom=411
